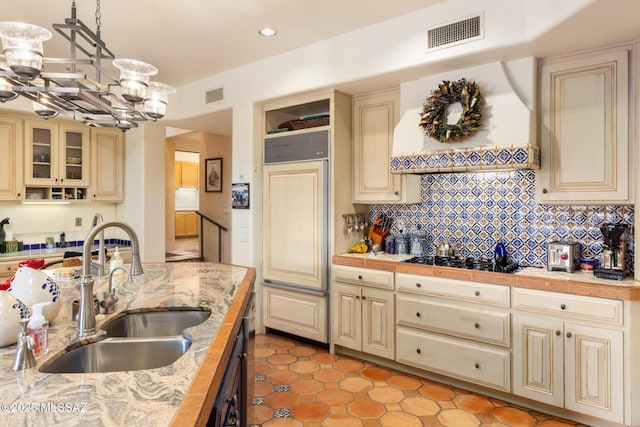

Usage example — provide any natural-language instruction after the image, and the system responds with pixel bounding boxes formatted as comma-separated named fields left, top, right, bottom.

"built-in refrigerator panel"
left=262, top=159, right=328, bottom=292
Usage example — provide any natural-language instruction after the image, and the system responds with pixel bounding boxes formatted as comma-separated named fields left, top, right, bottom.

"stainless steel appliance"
left=262, top=130, right=330, bottom=343
left=547, top=240, right=580, bottom=273
left=595, top=223, right=629, bottom=280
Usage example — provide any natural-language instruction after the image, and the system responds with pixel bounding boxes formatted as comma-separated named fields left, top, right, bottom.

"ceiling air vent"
left=205, top=87, right=224, bottom=104
left=427, top=13, right=483, bottom=51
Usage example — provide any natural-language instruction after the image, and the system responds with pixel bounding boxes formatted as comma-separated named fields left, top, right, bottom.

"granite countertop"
left=0, top=262, right=255, bottom=426
left=333, top=253, right=640, bottom=301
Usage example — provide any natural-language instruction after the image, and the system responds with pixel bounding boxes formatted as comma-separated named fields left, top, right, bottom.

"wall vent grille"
left=427, top=14, right=483, bottom=51
left=205, top=87, right=224, bottom=104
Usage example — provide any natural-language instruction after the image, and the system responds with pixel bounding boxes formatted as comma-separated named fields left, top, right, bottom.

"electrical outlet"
left=75, top=217, right=82, bottom=226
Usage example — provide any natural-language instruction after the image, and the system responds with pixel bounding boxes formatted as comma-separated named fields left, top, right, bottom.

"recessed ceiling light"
left=259, top=27, right=277, bottom=37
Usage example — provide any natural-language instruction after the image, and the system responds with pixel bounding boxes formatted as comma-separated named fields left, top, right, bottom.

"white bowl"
left=8, top=267, right=61, bottom=322
left=0, top=291, right=30, bottom=347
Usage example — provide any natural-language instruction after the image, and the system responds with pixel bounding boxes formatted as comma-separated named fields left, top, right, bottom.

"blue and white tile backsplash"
left=370, top=170, right=634, bottom=270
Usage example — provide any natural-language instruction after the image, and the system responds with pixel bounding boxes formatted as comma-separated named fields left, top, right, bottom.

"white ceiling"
left=4, top=0, right=640, bottom=135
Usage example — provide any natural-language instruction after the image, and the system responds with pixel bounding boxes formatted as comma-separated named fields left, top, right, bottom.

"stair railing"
left=196, top=211, right=228, bottom=263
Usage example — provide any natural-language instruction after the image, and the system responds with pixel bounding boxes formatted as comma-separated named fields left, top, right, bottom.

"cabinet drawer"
left=396, top=273, right=509, bottom=307
left=512, top=288, right=623, bottom=326
left=0, top=259, right=20, bottom=278
left=396, top=326, right=510, bottom=392
left=333, top=265, right=394, bottom=290
left=263, top=285, right=327, bottom=343
left=396, top=294, right=510, bottom=347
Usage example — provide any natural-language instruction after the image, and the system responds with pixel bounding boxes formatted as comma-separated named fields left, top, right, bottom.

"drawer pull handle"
left=560, top=304, right=566, bottom=310
left=566, top=332, right=572, bottom=338
left=358, top=275, right=363, bottom=280
left=474, top=322, right=480, bottom=329
left=416, top=348, right=421, bottom=354
left=474, top=362, right=480, bottom=369
left=555, top=330, right=562, bottom=336
left=416, top=283, right=422, bottom=288
left=416, top=312, right=421, bottom=317
left=474, top=290, right=480, bottom=296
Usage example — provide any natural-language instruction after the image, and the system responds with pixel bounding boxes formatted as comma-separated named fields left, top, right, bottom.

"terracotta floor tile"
left=322, top=415, right=365, bottom=427
left=492, top=407, right=536, bottom=427
left=360, top=366, right=392, bottom=381
left=339, top=377, right=374, bottom=393
left=267, top=369, right=299, bottom=385
left=453, top=394, right=496, bottom=413
left=418, top=383, right=456, bottom=400
left=313, top=368, right=346, bottom=383
left=437, top=408, right=481, bottom=427
left=289, top=345, right=318, bottom=357
left=400, top=396, right=440, bottom=416
left=250, top=333, right=580, bottom=427
left=290, top=379, right=325, bottom=394
left=310, top=352, right=339, bottom=363
left=267, top=353, right=297, bottom=365
left=291, top=401, right=330, bottom=421
left=290, top=360, right=320, bottom=374
left=387, top=374, right=422, bottom=390
left=263, top=390, right=300, bottom=408
left=368, top=386, right=404, bottom=404
left=348, top=399, right=386, bottom=418
left=334, top=358, right=365, bottom=372
left=379, top=411, right=423, bottom=427
left=317, top=389, right=354, bottom=406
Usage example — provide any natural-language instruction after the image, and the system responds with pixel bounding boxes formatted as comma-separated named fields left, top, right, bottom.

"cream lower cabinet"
left=512, top=288, right=624, bottom=424
left=263, top=285, right=327, bottom=343
left=395, top=273, right=511, bottom=392
left=332, top=265, right=395, bottom=359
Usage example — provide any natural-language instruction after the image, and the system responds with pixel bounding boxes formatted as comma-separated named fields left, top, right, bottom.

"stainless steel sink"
left=40, top=336, right=192, bottom=374
left=101, top=309, right=211, bottom=338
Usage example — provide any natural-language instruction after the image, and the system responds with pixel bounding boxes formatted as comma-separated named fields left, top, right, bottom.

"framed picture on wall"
left=205, top=158, right=222, bottom=192
left=232, top=183, right=250, bottom=209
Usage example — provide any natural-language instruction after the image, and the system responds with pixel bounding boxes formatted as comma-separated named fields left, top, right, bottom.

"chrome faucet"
left=77, top=221, right=144, bottom=337
left=90, top=213, right=106, bottom=276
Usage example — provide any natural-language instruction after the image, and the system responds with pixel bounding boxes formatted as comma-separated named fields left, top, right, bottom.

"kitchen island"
left=0, top=262, right=255, bottom=427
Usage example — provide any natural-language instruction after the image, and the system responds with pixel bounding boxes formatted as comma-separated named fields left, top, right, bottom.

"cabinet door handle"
left=474, top=362, right=480, bottom=369
left=361, top=295, right=366, bottom=300
left=474, top=322, right=480, bottom=329
left=415, top=283, right=422, bottom=288
left=542, top=188, right=548, bottom=194
left=560, top=304, right=566, bottom=310
left=474, top=290, right=480, bottom=296
left=566, top=332, right=572, bottom=338
left=555, top=330, right=562, bottom=336
left=416, top=312, right=421, bottom=317
left=416, top=348, right=421, bottom=354
left=358, top=275, right=363, bottom=280
left=355, top=295, right=360, bottom=300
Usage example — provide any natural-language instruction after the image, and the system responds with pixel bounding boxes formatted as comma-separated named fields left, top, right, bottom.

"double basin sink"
left=40, top=308, right=211, bottom=374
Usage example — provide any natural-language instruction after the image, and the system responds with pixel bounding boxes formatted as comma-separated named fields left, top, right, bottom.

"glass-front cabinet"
left=24, top=120, right=90, bottom=200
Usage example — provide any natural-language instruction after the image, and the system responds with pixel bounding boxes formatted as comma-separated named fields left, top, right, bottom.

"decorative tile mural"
left=370, top=170, right=634, bottom=270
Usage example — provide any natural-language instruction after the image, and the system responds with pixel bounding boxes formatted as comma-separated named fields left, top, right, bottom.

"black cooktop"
left=403, top=256, right=520, bottom=274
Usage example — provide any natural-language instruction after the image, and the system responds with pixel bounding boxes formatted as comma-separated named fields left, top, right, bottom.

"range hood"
left=391, top=60, right=540, bottom=174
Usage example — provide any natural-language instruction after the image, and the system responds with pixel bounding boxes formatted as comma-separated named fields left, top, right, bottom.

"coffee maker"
left=594, top=223, right=629, bottom=280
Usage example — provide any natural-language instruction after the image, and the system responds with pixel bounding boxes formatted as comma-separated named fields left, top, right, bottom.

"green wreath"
left=419, top=78, right=485, bottom=143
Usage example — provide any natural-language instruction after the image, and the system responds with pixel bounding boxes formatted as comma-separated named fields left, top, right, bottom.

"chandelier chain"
left=95, top=0, right=102, bottom=32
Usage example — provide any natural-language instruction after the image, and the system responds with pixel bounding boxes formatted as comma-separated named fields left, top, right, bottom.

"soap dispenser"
left=27, top=302, right=49, bottom=357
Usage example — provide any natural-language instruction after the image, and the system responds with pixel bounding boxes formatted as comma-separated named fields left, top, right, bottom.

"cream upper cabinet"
left=512, top=288, right=624, bottom=424
left=352, top=89, right=420, bottom=204
left=536, top=46, right=632, bottom=203
left=24, top=120, right=90, bottom=187
left=0, top=116, right=23, bottom=201
left=90, top=128, right=124, bottom=202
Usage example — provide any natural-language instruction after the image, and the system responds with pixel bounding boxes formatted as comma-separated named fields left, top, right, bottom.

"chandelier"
left=0, top=0, right=174, bottom=130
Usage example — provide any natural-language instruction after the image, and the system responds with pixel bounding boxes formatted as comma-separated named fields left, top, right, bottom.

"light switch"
left=239, top=229, right=249, bottom=242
